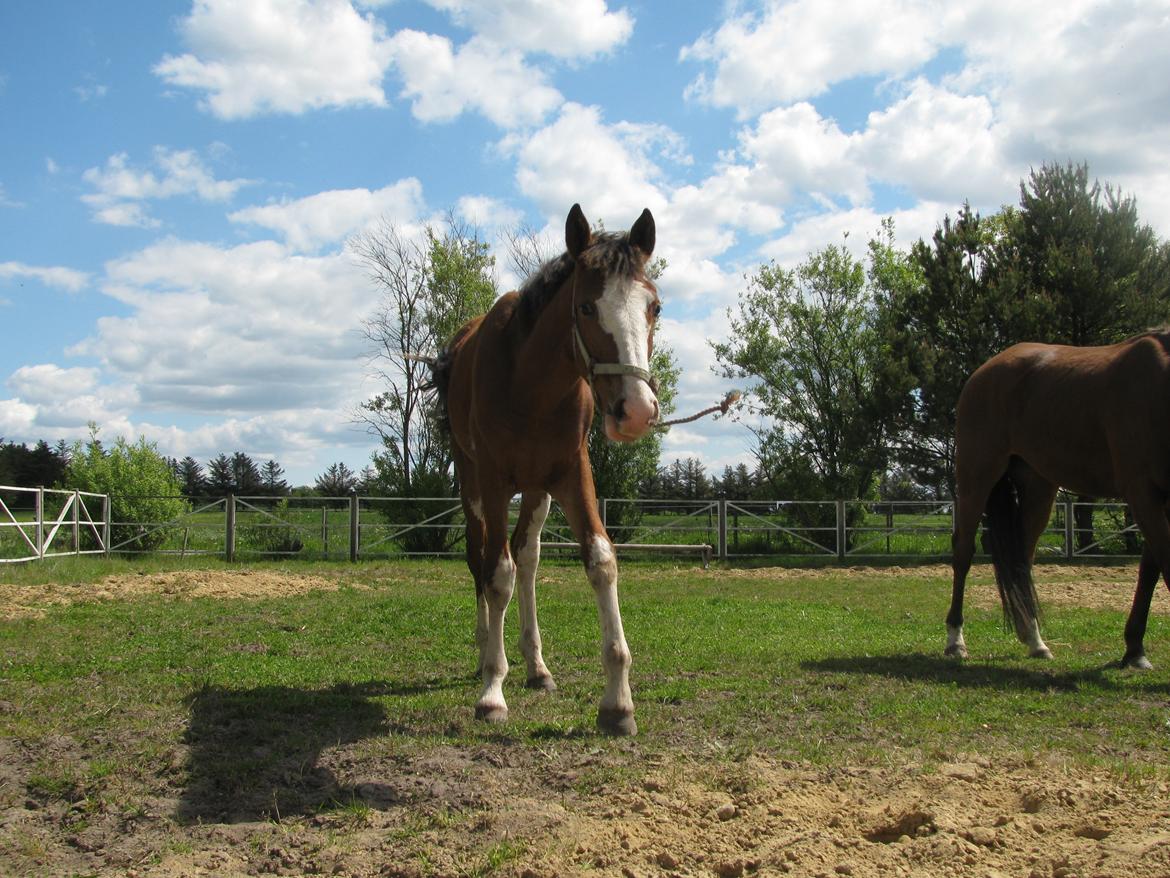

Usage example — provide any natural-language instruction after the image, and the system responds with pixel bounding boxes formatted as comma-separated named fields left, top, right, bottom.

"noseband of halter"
left=570, top=271, right=658, bottom=396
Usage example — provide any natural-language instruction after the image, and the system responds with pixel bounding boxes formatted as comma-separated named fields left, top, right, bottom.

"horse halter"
left=570, top=272, right=659, bottom=397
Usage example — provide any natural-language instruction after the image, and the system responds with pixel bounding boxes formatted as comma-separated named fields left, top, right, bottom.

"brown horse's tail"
left=429, top=348, right=455, bottom=437
left=981, top=474, right=1041, bottom=637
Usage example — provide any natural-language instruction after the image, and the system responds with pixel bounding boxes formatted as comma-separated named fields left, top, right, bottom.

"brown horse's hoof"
left=597, top=707, right=637, bottom=737
left=943, top=644, right=968, bottom=659
left=1122, top=653, right=1153, bottom=670
left=525, top=674, right=558, bottom=692
left=474, top=703, right=508, bottom=724
left=1029, top=647, right=1053, bottom=659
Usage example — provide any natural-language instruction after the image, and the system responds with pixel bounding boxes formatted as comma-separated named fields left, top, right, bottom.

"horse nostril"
left=612, top=399, right=627, bottom=423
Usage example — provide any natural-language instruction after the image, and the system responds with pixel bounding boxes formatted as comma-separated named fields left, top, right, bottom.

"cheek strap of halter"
left=572, top=322, right=658, bottom=393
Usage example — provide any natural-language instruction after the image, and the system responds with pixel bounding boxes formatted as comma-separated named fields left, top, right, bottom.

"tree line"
left=714, top=161, right=1170, bottom=509
left=5, top=161, right=1167, bottom=531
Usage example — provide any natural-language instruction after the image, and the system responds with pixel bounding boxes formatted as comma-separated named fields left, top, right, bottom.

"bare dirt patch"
left=4, top=738, right=1170, bottom=877
left=718, top=562, right=1153, bottom=612
left=0, top=569, right=364, bottom=619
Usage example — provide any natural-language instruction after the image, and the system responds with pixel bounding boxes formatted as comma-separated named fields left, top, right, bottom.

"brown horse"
left=432, top=204, right=660, bottom=735
left=946, top=330, right=1170, bottom=668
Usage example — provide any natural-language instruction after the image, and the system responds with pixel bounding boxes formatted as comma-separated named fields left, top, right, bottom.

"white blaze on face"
left=596, top=275, right=658, bottom=438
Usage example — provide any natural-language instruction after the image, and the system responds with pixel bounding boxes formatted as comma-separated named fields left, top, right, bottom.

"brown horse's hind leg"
left=455, top=450, right=488, bottom=678
left=1122, top=548, right=1159, bottom=669
left=1004, top=461, right=1057, bottom=658
left=946, top=487, right=984, bottom=658
left=512, top=492, right=556, bottom=691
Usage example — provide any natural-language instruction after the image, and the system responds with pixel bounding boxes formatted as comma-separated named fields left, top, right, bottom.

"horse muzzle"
left=605, top=389, right=659, bottom=442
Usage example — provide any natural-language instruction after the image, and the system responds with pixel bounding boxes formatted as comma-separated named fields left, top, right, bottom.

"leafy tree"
left=715, top=237, right=899, bottom=504
left=65, top=429, right=187, bottom=553
left=1006, top=161, right=1170, bottom=345
left=878, top=206, right=1015, bottom=494
left=882, top=162, right=1170, bottom=500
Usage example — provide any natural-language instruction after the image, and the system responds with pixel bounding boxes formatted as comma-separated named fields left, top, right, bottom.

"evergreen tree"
left=260, top=459, right=289, bottom=496
left=175, top=456, right=207, bottom=498
left=206, top=453, right=234, bottom=495
left=315, top=462, right=358, bottom=497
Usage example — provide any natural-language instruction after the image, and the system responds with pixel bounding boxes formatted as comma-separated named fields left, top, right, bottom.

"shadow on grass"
left=800, top=653, right=1159, bottom=693
left=177, top=677, right=466, bottom=824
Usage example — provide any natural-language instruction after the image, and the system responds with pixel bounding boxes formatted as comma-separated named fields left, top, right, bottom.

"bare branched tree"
left=352, top=214, right=496, bottom=495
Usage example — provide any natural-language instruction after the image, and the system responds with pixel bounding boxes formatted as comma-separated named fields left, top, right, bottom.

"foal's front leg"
left=559, top=483, right=636, bottom=736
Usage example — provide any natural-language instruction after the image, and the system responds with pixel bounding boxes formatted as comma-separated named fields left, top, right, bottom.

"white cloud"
left=0, top=261, right=90, bottom=292
left=72, top=238, right=374, bottom=418
left=155, top=0, right=394, bottom=119
left=0, top=399, right=38, bottom=436
left=229, top=179, right=425, bottom=252
left=757, top=202, right=945, bottom=269
left=7, top=365, right=100, bottom=402
left=856, top=78, right=1011, bottom=205
left=423, top=0, right=634, bottom=59
left=387, top=31, right=562, bottom=127
left=681, top=0, right=956, bottom=116
left=0, top=183, right=22, bottom=208
left=508, top=103, right=666, bottom=222
left=82, top=147, right=253, bottom=228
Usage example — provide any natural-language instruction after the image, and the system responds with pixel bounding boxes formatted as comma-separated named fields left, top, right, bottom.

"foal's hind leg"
left=474, top=488, right=517, bottom=724
left=512, top=492, right=556, bottom=691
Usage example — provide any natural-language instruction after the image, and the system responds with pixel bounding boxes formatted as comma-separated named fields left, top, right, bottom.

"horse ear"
left=565, top=204, right=591, bottom=259
left=629, top=208, right=655, bottom=257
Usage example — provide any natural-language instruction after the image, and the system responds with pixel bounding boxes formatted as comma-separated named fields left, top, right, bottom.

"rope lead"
left=654, top=390, right=741, bottom=430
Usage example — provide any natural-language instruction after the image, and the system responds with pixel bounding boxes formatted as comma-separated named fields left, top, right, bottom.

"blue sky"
left=2, top=0, right=1169, bottom=487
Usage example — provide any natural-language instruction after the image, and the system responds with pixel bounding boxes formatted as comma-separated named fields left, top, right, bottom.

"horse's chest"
left=474, top=415, right=584, bottom=487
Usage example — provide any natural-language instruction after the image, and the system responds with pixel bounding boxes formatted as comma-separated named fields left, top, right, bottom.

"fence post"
left=1064, top=499, right=1074, bottom=560
left=36, top=486, right=44, bottom=560
left=349, top=493, right=359, bottom=562
left=225, top=494, right=236, bottom=562
left=72, top=490, right=80, bottom=555
left=717, top=497, right=728, bottom=560
left=102, top=494, right=111, bottom=558
left=836, top=500, right=846, bottom=561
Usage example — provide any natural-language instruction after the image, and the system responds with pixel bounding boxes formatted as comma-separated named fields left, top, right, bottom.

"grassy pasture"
left=2, top=556, right=1168, bottom=875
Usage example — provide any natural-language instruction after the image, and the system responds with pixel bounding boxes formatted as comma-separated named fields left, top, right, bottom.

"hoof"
left=474, top=703, right=508, bottom=724
left=596, top=707, right=637, bottom=737
left=1029, top=647, right=1053, bottom=660
left=943, top=644, right=968, bottom=659
left=525, top=674, right=558, bottom=692
left=1122, top=654, right=1153, bottom=670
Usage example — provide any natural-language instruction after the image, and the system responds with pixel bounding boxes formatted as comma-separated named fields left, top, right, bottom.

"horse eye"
left=580, top=302, right=596, bottom=317
left=652, top=303, right=662, bottom=318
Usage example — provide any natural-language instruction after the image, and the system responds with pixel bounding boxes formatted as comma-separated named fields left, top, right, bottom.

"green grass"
left=1, top=555, right=1167, bottom=824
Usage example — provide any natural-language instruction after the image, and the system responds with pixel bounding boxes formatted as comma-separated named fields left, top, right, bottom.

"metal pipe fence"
left=0, top=487, right=1146, bottom=564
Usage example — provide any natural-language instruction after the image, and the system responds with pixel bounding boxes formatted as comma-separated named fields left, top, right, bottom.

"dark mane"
left=516, top=231, right=642, bottom=326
